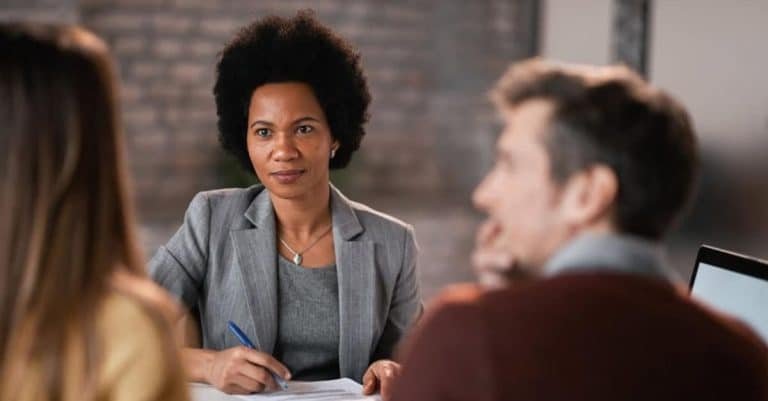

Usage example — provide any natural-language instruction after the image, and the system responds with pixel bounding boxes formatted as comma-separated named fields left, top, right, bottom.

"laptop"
left=689, top=245, right=768, bottom=342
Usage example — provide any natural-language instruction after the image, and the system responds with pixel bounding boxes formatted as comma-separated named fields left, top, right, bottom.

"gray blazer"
left=149, top=184, right=422, bottom=382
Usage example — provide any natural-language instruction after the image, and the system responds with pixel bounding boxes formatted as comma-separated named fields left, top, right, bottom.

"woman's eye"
left=297, top=125, right=314, bottom=135
left=255, top=128, right=271, bottom=138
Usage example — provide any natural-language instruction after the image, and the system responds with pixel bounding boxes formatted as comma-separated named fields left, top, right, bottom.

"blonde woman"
left=0, top=23, right=188, bottom=401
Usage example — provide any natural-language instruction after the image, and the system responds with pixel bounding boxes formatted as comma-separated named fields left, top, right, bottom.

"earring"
left=330, top=147, right=337, bottom=159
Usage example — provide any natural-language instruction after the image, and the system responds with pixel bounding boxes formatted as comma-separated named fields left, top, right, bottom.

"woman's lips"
left=270, top=169, right=305, bottom=184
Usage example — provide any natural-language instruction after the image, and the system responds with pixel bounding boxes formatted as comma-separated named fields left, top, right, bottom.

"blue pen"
left=227, top=320, right=289, bottom=391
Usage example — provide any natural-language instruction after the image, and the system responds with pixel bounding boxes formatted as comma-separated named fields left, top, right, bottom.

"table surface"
left=190, top=379, right=381, bottom=401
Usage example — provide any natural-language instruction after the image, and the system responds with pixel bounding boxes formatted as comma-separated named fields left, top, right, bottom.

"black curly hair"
left=214, top=11, right=371, bottom=172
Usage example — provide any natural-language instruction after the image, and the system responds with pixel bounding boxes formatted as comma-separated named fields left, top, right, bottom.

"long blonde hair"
left=0, top=23, right=145, bottom=399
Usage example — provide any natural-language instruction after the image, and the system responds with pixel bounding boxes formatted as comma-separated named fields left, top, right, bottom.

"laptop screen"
left=691, top=260, right=768, bottom=341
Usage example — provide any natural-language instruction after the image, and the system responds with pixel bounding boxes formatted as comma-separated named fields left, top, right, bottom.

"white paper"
left=190, top=379, right=381, bottom=401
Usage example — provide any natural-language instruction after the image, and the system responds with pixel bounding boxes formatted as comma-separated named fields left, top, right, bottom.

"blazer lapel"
left=230, top=189, right=278, bottom=353
left=331, top=185, right=376, bottom=381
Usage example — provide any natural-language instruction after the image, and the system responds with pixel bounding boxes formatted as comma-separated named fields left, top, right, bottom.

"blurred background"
left=3, top=0, right=767, bottom=302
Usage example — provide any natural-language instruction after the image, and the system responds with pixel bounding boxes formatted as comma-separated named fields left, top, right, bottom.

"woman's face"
left=246, top=82, right=338, bottom=200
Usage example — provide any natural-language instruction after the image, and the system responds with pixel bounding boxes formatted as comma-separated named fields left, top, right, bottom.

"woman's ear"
left=330, top=141, right=339, bottom=159
left=558, top=165, right=618, bottom=229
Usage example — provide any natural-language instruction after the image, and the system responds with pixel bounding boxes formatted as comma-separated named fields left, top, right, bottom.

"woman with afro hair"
left=149, top=11, right=421, bottom=400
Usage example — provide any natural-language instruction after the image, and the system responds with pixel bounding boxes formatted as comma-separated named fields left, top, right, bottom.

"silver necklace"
left=279, top=225, right=333, bottom=266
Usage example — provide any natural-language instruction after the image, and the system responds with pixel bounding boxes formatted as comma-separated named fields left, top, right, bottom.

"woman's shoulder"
left=98, top=273, right=188, bottom=400
left=348, top=201, right=416, bottom=248
left=109, top=270, right=182, bottom=323
left=101, top=272, right=181, bottom=359
left=345, top=197, right=414, bottom=236
left=188, top=184, right=266, bottom=211
left=349, top=201, right=413, bottom=231
left=183, top=185, right=266, bottom=229
left=98, top=290, right=172, bottom=348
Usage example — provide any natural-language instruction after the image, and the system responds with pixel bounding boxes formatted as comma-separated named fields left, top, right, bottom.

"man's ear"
left=558, top=164, right=618, bottom=228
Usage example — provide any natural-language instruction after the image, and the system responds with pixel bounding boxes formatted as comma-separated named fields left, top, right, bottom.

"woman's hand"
left=204, top=346, right=291, bottom=394
left=362, top=359, right=401, bottom=401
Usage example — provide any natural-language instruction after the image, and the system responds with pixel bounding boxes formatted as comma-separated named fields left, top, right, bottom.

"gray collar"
left=243, top=183, right=364, bottom=241
left=543, top=233, right=681, bottom=283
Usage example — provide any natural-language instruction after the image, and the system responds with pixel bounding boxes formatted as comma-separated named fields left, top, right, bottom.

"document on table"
left=190, top=378, right=381, bottom=401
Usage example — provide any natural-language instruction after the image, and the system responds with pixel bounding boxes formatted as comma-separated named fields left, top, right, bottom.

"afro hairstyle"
left=214, top=11, right=371, bottom=171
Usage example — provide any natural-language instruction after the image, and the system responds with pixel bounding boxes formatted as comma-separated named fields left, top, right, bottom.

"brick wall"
left=6, top=1, right=768, bottom=301
left=76, top=0, right=536, bottom=216
left=0, top=0, right=78, bottom=22
left=3, top=0, right=537, bottom=299
left=76, top=1, right=538, bottom=298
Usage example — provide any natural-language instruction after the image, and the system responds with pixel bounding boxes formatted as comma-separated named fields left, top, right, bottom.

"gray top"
left=274, top=256, right=340, bottom=380
left=543, top=233, right=682, bottom=283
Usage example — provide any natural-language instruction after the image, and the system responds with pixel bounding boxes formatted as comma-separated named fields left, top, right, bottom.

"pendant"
left=293, top=253, right=303, bottom=265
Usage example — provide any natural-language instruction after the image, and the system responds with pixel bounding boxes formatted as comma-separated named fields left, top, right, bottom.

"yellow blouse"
left=11, top=276, right=189, bottom=401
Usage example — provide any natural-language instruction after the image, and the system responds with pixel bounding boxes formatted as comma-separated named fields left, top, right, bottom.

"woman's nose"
left=272, top=132, right=299, bottom=161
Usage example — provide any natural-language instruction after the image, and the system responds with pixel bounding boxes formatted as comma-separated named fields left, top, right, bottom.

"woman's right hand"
left=204, top=346, right=291, bottom=394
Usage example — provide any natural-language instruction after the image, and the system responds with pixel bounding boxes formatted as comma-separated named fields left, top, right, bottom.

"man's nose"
left=472, top=174, right=493, bottom=212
